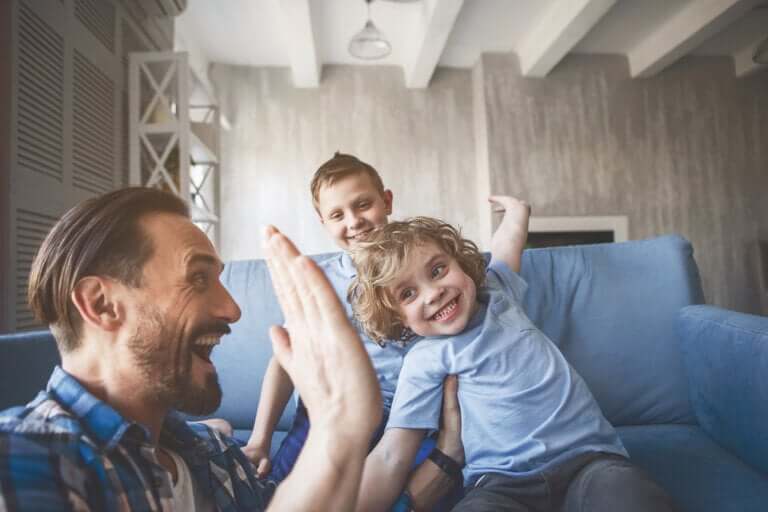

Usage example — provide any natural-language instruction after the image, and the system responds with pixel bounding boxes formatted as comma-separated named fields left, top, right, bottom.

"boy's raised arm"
left=488, top=196, right=531, bottom=273
left=263, top=226, right=382, bottom=512
left=245, top=357, right=294, bottom=477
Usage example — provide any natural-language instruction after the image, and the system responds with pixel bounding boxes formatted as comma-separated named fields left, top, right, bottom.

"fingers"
left=443, top=375, right=459, bottom=405
left=440, top=375, right=461, bottom=420
left=265, top=226, right=350, bottom=349
left=269, top=325, right=293, bottom=375
left=437, top=375, right=465, bottom=464
left=488, top=195, right=529, bottom=207
left=294, top=255, right=355, bottom=332
left=264, top=228, right=304, bottom=328
left=256, top=458, right=271, bottom=479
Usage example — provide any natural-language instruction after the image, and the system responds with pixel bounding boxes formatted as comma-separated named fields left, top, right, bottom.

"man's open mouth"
left=430, top=297, right=459, bottom=322
left=191, top=335, right=221, bottom=363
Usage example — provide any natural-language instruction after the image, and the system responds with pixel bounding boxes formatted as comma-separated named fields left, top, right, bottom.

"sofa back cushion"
left=215, top=257, right=293, bottom=430
left=0, top=330, right=60, bottom=411
left=215, top=235, right=703, bottom=430
left=519, top=235, right=702, bottom=425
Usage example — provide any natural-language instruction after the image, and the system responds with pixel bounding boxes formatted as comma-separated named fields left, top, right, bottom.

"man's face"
left=389, top=242, right=478, bottom=338
left=317, top=173, right=393, bottom=251
left=123, top=212, right=241, bottom=415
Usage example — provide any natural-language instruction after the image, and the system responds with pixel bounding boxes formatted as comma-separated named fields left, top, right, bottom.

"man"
left=0, top=187, right=382, bottom=510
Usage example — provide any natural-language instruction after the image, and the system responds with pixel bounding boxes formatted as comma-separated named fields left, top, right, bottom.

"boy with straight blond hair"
left=245, top=152, right=464, bottom=511
left=349, top=197, right=679, bottom=512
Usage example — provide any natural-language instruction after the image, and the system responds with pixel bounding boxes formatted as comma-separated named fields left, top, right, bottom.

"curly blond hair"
left=349, top=217, right=486, bottom=345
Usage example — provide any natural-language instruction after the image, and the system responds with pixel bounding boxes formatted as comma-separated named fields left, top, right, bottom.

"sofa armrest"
left=677, top=305, right=768, bottom=475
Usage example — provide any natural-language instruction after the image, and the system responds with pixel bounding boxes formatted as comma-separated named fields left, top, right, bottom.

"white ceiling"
left=175, top=0, right=768, bottom=88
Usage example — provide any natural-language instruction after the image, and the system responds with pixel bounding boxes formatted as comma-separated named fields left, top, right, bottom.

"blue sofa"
left=2, top=235, right=767, bottom=511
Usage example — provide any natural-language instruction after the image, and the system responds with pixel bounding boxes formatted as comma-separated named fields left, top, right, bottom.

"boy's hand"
left=243, top=442, right=272, bottom=479
left=263, top=226, right=382, bottom=452
left=488, top=196, right=531, bottom=273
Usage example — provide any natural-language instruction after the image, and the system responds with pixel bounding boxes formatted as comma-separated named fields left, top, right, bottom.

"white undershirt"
left=166, top=449, right=215, bottom=512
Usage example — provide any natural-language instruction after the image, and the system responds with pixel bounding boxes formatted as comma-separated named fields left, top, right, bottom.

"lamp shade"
left=349, top=20, right=391, bottom=60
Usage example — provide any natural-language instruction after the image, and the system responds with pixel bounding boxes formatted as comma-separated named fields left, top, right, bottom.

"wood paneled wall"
left=477, top=54, right=768, bottom=314
left=213, top=55, right=767, bottom=314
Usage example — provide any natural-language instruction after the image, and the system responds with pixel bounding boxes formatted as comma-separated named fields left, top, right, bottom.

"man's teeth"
left=432, top=299, right=458, bottom=321
left=194, top=335, right=221, bottom=346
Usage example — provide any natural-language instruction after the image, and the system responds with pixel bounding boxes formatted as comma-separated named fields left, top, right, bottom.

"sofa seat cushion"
left=617, top=424, right=768, bottom=512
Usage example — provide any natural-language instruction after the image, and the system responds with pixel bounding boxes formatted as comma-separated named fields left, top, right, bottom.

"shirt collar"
left=47, top=366, right=150, bottom=450
left=338, top=251, right=356, bottom=279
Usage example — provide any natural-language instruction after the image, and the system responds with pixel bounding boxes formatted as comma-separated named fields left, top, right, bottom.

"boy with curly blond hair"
left=349, top=197, right=678, bottom=512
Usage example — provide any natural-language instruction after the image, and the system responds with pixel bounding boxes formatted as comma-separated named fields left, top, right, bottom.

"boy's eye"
left=431, top=264, right=446, bottom=279
left=329, top=212, right=343, bottom=221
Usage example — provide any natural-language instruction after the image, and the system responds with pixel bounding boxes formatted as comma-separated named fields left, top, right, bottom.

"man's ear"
left=70, top=276, right=122, bottom=332
left=383, top=189, right=394, bottom=215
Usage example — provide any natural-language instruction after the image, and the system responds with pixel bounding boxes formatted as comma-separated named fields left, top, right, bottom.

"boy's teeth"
left=433, top=299, right=458, bottom=321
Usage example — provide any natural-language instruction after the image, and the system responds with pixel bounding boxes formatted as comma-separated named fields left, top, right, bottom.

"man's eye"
left=431, top=264, right=446, bottom=278
left=192, top=272, right=209, bottom=287
left=357, top=201, right=370, bottom=210
left=329, top=212, right=343, bottom=221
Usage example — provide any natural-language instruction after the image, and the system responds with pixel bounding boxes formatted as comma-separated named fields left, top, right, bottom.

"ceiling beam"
left=404, top=0, right=464, bottom=89
left=518, top=0, right=616, bottom=77
left=628, top=0, right=756, bottom=78
left=278, top=0, right=320, bottom=88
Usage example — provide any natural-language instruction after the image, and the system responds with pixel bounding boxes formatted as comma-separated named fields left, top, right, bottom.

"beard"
left=127, top=305, right=223, bottom=416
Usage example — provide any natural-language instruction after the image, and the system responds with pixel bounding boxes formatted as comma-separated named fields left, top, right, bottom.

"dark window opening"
left=527, top=231, right=614, bottom=249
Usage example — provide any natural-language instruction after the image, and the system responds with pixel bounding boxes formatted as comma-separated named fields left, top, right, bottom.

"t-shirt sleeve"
left=487, top=259, right=529, bottom=305
left=385, top=344, right=446, bottom=431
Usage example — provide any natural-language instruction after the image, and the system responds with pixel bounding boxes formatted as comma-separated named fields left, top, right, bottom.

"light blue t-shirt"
left=317, top=252, right=412, bottom=408
left=387, top=260, right=627, bottom=485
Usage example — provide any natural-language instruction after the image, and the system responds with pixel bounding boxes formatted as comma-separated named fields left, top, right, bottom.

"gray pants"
left=451, top=453, right=679, bottom=512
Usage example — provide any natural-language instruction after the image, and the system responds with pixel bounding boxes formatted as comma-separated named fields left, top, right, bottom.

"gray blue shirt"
left=387, top=260, right=627, bottom=485
left=317, top=252, right=412, bottom=408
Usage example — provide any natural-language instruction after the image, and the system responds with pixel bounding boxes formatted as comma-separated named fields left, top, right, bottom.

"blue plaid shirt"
left=0, top=366, right=275, bottom=511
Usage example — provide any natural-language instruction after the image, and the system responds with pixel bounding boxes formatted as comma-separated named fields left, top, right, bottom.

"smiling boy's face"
left=317, top=172, right=393, bottom=251
left=389, top=242, right=478, bottom=338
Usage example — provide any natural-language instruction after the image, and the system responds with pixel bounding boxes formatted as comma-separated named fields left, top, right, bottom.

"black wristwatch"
left=428, top=447, right=463, bottom=481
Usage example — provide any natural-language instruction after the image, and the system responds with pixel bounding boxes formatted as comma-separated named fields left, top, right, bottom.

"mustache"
left=189, top=321, right=232, bottom=340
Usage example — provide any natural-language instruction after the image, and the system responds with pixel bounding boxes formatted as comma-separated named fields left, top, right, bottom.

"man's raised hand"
left=262, top=226, right=382, bottom=443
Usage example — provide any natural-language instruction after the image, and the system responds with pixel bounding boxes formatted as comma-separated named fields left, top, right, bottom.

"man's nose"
left=215, top=282, right=242, bottom=324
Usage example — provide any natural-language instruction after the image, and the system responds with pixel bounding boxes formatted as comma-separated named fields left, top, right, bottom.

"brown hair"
left=310, top=152, right=386, bottom=213
left=349, top=217, right=486, bottom=344
left=27, top=187, right=189, bottom=352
